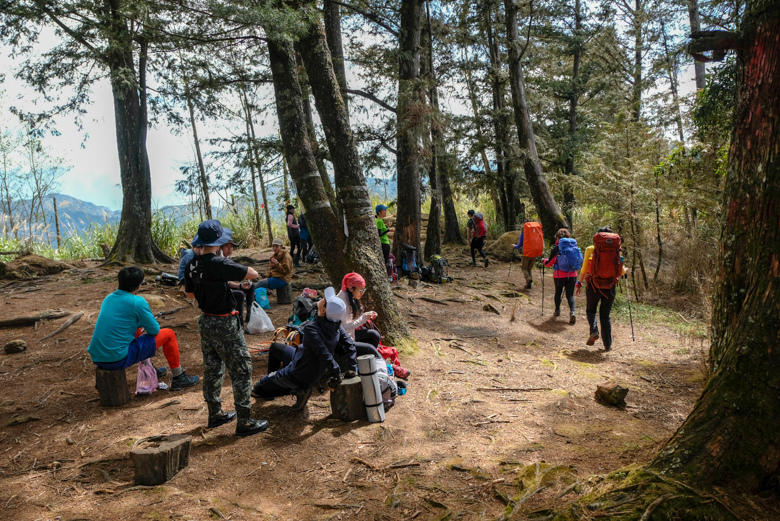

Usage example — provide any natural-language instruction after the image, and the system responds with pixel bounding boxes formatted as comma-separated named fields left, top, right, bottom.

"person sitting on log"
left=336, top=272, right=411, bottom=379
left=252, top=238, right=293, bottom=291
left=252, top=287, right=358, bottom=410
left=88, top=266, right=200, bottom=391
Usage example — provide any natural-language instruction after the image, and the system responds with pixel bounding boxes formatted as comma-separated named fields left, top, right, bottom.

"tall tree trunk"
left=661, top=20, right=685, bottom=143
left=649, top=1, right=780, bottom=490
left=184, top=85, right=212, bottom=220
left=245, top=105, right=275, bottom=246
left=422, top=5, right=441, bottom=260
left=323, top=0, right=349, bottom=118
left=105, top=27, right=171, bottom=264
left=239, top=88, right=265, bottom=242
left=504, top=0, right=567, bottom=243
left=686, top=0, right=707, bottom=90
left=297, top=16, right=411, bottom=343
left=441, top=167, right=464, bottom=244
left=394, top=0, right=425, bottom=258
left=265, top=37, right=348, bottom=281
left=631, top=0, right=644, bottom=122
left=563, top=0, right=583, bottom=229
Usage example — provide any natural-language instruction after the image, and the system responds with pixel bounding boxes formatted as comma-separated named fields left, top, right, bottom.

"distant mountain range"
left=1, top=177, right=397, bottom=244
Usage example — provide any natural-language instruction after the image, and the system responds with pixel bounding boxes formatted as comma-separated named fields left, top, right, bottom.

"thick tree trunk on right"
left=394, top=0, right=424, bottom=258
left=297, top=17, right=411, bottom=343
left=649, top=1, right=780, bottom=491
left=265, top=37, right=348, bottom=281
left=504, top=0, right=566, bottom=243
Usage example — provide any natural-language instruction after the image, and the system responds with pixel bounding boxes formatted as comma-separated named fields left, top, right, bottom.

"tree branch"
left=330, top=1, right=399, bottom=37
left=345, top=89, right=396, bottom=113
left=40, top=6, right=101, bottom=59
left=688, top=30, right=744, bottom=62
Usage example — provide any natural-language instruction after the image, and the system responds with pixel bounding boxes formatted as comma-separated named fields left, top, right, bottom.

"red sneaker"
left=392, top=365, right=411, bottom=379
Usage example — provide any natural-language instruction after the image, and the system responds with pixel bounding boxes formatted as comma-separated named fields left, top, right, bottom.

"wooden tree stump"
left=95, top=367, right=131, bottom=407
left=276, top=284, right=293, bottom=305
left=130, top=434, right=192, bottom=486
left=330, top=376, right=367, bottom=422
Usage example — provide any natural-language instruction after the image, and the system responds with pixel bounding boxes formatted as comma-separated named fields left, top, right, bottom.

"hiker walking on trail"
left=575, top=226, right=628, bottom=352
left=184, top=219, right=269, bottom=436
left=376, top=204, right=395, bottom=268
left=513, top=221, right=544, bottom=288
left=468, top=210, right=489, bottom=267
left=542, top=228, right=583, bottom=324
left=252, top=287, right=359, bottom=411
left=88, top=266, right=200, bottom=391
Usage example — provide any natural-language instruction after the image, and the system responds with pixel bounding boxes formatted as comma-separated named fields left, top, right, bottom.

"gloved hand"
left=344, top=369, right=357, bottom=379
left=328, top=372, right=343, bottom=390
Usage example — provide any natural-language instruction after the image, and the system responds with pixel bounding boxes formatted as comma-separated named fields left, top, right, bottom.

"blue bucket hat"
left=375, top=204, right=389, bottom=215
left=191, top=219, right=234, bottom=247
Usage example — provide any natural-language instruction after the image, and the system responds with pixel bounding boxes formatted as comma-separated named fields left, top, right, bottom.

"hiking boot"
left=469, top=261, right=477, bottom=267
left=170, top=371, right=200, bottom=391
left=235, top=408, right=269, bottom=437
left=206, top=402, right=236, bottom=429
left=392, top=364, right=411, bottom=379
left=291, top=387, right=313, bottom=411
left=483, top=257, right=490, bottom=268
left=586, top=331, right=600, bottom=346
left=155, top=366, right=167, bottom=378
left=553, top=309, right=561, bottom=317
left=569, top=312, right=577, bottom=325
left=525, top=280, right=532, bottom=289
left=603, top=345, right=612, bottom=352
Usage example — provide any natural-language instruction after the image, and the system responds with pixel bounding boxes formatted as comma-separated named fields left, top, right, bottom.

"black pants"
left=267, top=342, right=296, bottom=374
left=356, top=328, right=380, bottom=348
left=231, top=287, right=255, bottom=323
left=554, top=277, right=576, bottom=313
left=300, top=236, right=310, bottom=262
left=586, top=284, right=616, bottom=348
left=381, top=244, right=391, bottom=266
left=289, top=236, right=302, bottom=263
left=470, top=236, right=486, bottom=263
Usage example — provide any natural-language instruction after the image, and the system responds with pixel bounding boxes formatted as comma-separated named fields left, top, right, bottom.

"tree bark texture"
left=504, top=0, right=567, bottom=243
left=422, top=9, right=441, bottom=260
left=394, top=0, right=425, bottom=258
left=650, top=1, right=780, bottom=490
left=323, top=0, right=349, bottom=118
left=441, top=166, right=464, bottom=244
left=104, top=5, right=171, bottom=264
left=297, top=18, right=411, bottom=343
left=265, top=37, right=348, bottom=281
left=631, top=0, right=644, bottom=122
left=563, top=0, right=582, bottom=229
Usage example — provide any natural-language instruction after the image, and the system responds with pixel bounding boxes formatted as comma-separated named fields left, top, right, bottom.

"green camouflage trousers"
left=198, top=314, right=253, bottom=410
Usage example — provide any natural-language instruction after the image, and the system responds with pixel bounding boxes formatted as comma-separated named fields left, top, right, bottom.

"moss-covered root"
left=548, top=467, right=739, bottom=521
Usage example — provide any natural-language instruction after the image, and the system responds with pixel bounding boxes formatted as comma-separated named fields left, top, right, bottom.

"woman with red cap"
left=336, top=273, right=411, bottom=378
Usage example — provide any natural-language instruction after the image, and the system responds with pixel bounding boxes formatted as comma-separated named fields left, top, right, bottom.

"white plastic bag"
left=247, top=301, right=274, bottom=334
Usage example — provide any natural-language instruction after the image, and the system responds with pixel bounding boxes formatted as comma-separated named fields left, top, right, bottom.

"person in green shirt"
left=376, top=204, right=394, bottom=268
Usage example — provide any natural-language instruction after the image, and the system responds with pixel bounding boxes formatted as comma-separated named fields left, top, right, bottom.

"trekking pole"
left=624, top=275, right=635, bottom=341
left=541, top=260, right=545, bottom=316
left=508, top=248, right=515, bottom=278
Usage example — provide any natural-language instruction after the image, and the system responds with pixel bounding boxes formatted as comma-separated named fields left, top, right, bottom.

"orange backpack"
left=588, top=232, right=623, bottom=289
left=522, top=222, right=544, bottom=258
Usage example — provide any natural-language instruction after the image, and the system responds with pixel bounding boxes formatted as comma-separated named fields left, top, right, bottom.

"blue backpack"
left=556, top=238, right=583, bottom=272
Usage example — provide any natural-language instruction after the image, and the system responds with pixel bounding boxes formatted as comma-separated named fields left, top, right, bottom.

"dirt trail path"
left=0, top=245, right=706, bottom=520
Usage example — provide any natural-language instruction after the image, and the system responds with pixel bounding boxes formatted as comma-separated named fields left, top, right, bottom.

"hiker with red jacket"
left=575, top=226, right=628, bottom=352
left=469, top=210, right=489, bottom=267
left=513, top=221, right=544, bottom=289
left=542, top=228, right=583, bottom=324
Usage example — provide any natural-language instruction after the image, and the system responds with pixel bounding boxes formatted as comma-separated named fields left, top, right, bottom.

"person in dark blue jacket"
left=251, top=287, right=358, bottom=410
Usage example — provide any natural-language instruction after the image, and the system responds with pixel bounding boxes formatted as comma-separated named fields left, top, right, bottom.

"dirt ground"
left=0, top=245, right=772, bottom=520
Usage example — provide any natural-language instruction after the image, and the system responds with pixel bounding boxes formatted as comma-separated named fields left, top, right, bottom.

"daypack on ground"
left=588, top=232, right=623, bottom=289
left=423, top=255, right=453, bottom=283
left=556, top=237, right=583, bottom=273
left=399, top=243, right=419, bottom=276
left=305, top=246, right=319, bottom=264
left=523, top=222, right=544, bottom=257
left=288, top=294, right=320, bottom=325
left=273, top=325, right=303, bottom=347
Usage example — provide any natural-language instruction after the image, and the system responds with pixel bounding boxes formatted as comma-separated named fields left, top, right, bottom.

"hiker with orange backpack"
left=575, top=226, right=628, bottom=352
left=513, top=221, right=544, bottom=289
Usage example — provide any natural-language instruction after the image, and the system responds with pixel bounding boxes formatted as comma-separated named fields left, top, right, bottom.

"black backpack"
left=400, top=243, right=419, bottom=276
left=305, top=246, right=319, bottom=264
left=288, top=295, right=320, bottom=325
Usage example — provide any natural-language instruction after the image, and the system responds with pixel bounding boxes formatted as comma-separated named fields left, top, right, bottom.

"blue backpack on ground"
left=556, top=238, right=583, bottom=272
left=400, top=243, right=419, bottom=276
left=255, top=288, right=271, bottom=310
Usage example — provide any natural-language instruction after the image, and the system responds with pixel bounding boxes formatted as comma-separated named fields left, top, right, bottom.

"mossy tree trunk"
left=265, top=37, right=348, bottom=280
left=504, top=0, right=567, bottom=244
left=649, top=0, right=780, bottom=491
left=394, top=0, right=425, bottom=258
left=105, top=22, right=171, bottom=264
left=297, top=17, right=411, bottom=343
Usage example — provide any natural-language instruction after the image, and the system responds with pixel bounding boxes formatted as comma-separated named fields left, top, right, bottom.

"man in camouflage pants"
left=184, top=220, right=269, bottom=437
